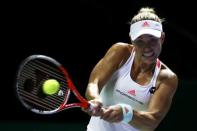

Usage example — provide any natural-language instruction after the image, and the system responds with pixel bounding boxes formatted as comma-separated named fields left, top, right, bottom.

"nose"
left=144, top=46, right=152, bottom=52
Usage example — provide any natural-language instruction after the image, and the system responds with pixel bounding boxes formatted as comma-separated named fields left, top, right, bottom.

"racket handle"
left=88, top=102, right=95, bottom=112
left=87, top=102, right=105, bottom=115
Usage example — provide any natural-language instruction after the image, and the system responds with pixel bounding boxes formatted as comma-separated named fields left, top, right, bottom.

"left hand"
left=100, top=104, right=123, bottom=123
left=82, top=99, right=104, bottom=116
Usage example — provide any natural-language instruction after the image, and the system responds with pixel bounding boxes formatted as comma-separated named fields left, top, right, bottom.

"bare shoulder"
left=160, top=62, right=178, bottom=82
left=107, top=42, right=134, bottom=68
left=109, top=42, right=133, bottom=52
left=107, top=42, right=134, bottom=60
left=158, top=62, right=178, bottom=94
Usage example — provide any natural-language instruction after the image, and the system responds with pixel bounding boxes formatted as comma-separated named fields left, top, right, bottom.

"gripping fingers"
left=83, top=102, right=104, bottom=116
left=100, top=105, right=123, bottom=123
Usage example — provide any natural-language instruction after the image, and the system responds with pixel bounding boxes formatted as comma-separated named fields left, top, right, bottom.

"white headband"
left=129, top=20, right=163, bottom=41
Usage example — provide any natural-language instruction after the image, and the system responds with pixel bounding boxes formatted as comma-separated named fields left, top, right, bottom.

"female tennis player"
left=84, top=7, right=178, bottom=131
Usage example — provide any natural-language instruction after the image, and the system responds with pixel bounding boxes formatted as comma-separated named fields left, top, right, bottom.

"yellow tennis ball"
left=42, top=79, right=60, bottom=95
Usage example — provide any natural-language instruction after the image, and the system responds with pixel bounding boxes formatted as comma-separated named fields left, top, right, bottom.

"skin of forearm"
left=85, top=83, right=100, bottom=100
left=129, top=110, right=161, bottom=130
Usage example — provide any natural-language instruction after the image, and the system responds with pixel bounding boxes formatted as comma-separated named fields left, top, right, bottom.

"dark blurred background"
left=1, top=0, right=197, bottom=130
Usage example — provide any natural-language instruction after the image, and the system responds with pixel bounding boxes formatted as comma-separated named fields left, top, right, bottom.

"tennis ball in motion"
left=42, top=79, right=60, bottom=95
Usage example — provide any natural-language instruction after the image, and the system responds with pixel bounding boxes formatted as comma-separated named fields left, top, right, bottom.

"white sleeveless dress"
left=87, top=50, right=161, bottom=131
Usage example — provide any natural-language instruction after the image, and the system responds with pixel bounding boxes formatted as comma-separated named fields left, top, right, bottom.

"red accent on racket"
left=16, top=55, right=92, bottom=114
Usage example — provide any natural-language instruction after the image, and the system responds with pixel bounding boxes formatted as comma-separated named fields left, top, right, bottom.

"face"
left=132, top=33, right=165, bottom=64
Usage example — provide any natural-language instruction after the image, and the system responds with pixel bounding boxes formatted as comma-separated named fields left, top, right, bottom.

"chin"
left=143, top=56, right=157, bottom=64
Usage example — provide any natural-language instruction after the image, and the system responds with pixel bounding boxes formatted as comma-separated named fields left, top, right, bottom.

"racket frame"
left=16, top=55, right=90, bottom=114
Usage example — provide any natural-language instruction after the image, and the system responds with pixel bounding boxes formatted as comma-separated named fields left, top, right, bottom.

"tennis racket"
left=16, top=54, right=93, bottom=114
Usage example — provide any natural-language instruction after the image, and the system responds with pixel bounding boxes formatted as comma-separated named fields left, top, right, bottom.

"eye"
left=134, top=40, right=145, bottom=47
left=149, top=37, right=159, bottom=43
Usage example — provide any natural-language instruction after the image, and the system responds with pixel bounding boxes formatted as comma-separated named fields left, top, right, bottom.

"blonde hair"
left=130, top=7, right=164, bottom=24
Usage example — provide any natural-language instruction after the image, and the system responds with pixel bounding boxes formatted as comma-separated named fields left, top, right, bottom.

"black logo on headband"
left=149, top=87, right=156, bottom=94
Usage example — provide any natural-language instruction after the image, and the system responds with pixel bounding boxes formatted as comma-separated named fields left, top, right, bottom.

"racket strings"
left=17, top=59, right=70, bottom=112
left=18, top=88, right=56, bottom=110
left=18, top=86, right=66, bottom=107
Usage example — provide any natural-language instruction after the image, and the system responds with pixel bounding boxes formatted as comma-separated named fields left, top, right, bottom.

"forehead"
left=135, top=34, right=158, bottom=41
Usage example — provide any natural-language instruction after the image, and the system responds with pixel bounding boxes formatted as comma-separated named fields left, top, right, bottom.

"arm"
left=130, top=70, right=178, bottom=130
left=85, top=43, right=132, bottom=100
left=100, top=69, right=178, bottom=130
left=84, top=43, right=132, bottom=115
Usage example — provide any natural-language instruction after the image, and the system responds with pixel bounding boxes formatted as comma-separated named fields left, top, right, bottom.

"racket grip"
left=88, top=102, right=95, bottom=112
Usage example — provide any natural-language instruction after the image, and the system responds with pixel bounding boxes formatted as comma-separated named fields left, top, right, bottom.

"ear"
left=160, top=32, right=165, bottom=44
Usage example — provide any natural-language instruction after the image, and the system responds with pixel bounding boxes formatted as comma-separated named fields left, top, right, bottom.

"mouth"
left=143, top=51, right=154, bottom=58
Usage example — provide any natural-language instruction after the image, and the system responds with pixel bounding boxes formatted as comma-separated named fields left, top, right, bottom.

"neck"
left=133, top=57, right=156, bottom=74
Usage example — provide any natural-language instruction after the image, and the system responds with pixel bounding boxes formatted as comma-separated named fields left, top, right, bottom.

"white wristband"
left=117, top=103, right=133, bottom=123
